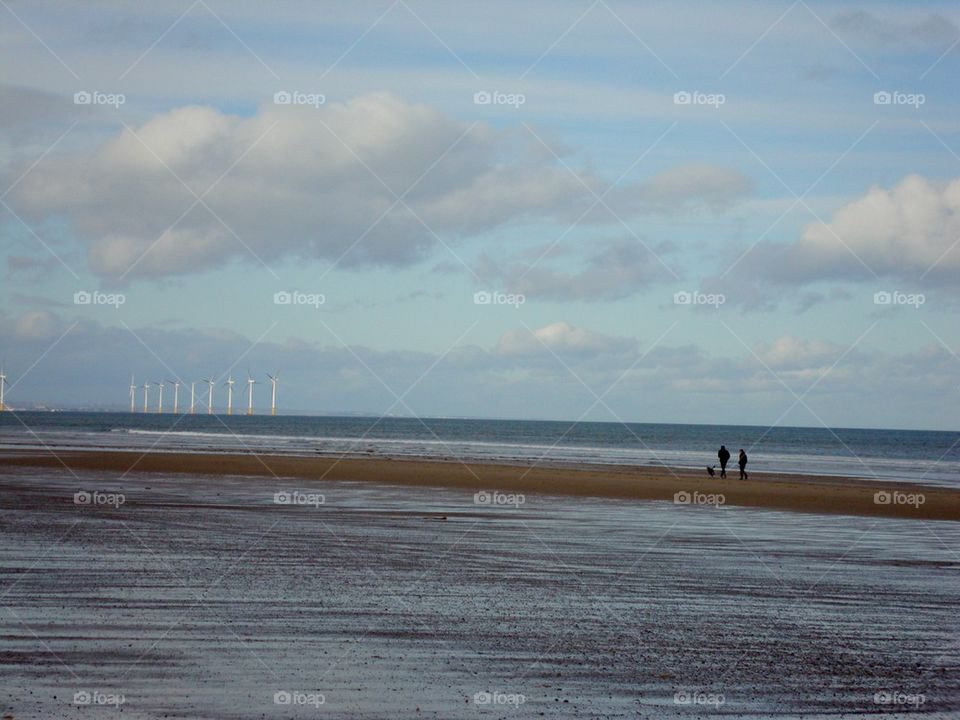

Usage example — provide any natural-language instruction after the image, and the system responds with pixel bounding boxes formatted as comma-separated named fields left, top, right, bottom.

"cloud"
left=493, top=237, right=672, bottom=302
left=497, top=321, right=635, bottom=357
left=0, top=309, right=955, bottom=428
left=11, top=93, right=591, bottom=280
left=8, top=91, right=755, bottom=284
left=749, top=174, right=960, bottom=285
left=833, top=10, right=958, bottom=51
left=794, top=287, right=852, bottom=314
left=606, top=164, right=753, bottom=215
left=12, top=309, right=63, bottom=342
left=0, top=84, right=74, bottom=132
left=468, top=165, right=750, bottom=304
left=10, top=293, right=69, bottom=309
left=5, top=254, right=62, bottom=280
left=754, top=336, right=843, bottom=371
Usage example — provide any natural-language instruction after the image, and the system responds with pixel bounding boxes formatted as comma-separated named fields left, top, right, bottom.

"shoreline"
left=1, top=449, right=956, bottom=521
left=1, top=441, right=936, bottom=485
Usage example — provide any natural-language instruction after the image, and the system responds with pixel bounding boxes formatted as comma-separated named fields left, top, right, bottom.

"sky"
left=1, top=0, right=959, bottom=430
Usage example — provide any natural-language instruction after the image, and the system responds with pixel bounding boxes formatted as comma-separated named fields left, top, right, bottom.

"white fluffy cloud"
left=9, top=93, right=754, bottom=283
left=12, top=93, right=591, bottom=279
left=751, top=174, right=960, bottom=284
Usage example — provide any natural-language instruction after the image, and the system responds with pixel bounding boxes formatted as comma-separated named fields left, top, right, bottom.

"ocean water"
left=1, top=411, right=957, bottom=488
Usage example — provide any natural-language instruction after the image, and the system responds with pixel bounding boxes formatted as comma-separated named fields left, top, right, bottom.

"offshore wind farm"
left=127, top=372, right=279, bottom=415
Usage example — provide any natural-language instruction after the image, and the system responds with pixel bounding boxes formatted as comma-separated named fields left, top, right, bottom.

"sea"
left=1, top=411, right=957, bottom=488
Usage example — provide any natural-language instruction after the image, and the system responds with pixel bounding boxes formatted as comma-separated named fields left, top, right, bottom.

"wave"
left=108, top=429, right=942, bottom=471
left=10, top=427, right=925, bottom=466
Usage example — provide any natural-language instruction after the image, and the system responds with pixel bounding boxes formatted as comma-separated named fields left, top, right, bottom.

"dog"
left=706, top=465, right=716, bottom=477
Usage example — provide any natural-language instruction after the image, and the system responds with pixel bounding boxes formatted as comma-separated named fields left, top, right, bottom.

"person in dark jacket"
left=717, top=445, right=730, bottom=478
left=738, top=449, right=748, bottom=480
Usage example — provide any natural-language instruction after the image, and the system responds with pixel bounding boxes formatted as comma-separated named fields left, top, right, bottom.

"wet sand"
left=1, top=465, right=958, bottom=718
left=0, top=449, right=957, bottom=520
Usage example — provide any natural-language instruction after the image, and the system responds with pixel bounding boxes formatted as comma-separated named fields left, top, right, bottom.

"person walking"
left=738, top=449, right=748, bottom=480
left=717, top=445, right=730, bottom=478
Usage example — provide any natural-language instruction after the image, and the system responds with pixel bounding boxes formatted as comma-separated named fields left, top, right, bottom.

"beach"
left=0, top=449, right=956, bottom=521
left=1, top=461, right=958, bottom=718
left=5, top=1, right=960, bottom=717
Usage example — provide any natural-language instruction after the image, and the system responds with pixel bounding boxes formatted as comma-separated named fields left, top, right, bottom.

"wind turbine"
left=203, top=378, right=215, bottom=415
left=142, top=381, right=150, bottom=413
left=129, top=375, right=137, bottom=412
left=225, top=375, right=235, bottom=415
left=156, top=381, right=164, bottom=413
left=189, top=382, right=196, bottom=414
left=245, top=374, right=257, bottom=415
left=169, top=380, right=180, bottom=414
left=267, top=373, right=278, bottom=416
left=0, top=365, right=6, bottom=412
